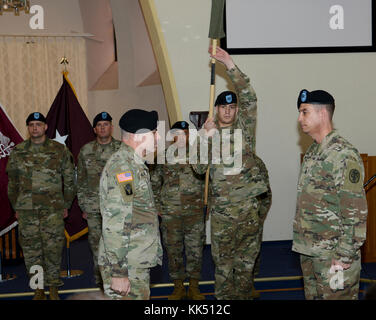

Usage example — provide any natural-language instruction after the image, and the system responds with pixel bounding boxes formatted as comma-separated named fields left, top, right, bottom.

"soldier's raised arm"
left=227, top=66, right=257, bottom=151
left=210, top=46, right=258, bottom=151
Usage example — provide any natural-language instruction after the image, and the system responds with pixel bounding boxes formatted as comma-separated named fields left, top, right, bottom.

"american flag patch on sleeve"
left=116, top=171, right=133, bottom=183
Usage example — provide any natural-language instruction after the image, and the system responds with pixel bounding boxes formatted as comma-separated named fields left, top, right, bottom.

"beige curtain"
left=0, top=36, right=88, bottom=138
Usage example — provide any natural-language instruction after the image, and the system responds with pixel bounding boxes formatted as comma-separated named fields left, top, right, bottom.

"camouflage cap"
left=26, top=112, right=46, bottom=125
left=297, top=89, right=335, bottom=110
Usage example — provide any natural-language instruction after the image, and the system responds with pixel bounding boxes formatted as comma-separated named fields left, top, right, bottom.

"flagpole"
left=209, top=39, right=217, bottom=119
left=54, top=67, right=85, bottom=280
left=60, top=231, right=84, bottom=279
left=204, top=38, right=218, bottom=220
left=205, top=0, right=225, bottom=220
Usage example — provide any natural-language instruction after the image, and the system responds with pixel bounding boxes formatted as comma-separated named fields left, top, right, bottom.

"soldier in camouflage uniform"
left=192, top=47, right=271, bottom=300
left=293, top=89, right=368, bottom=300
left=98, top=109, right=162, bottom=300
left=6, top=112, right=76, bottom=300
left=151, top=121, right=206, bottom=300
left=77, top=112, right=121, bottom=287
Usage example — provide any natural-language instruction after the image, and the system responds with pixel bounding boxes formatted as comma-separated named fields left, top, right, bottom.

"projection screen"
left=224, top=0, right=375, bottom=54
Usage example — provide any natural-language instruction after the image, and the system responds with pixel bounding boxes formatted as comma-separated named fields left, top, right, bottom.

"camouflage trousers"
left=17, top=209, right=65, bottom=287
left=87, top=211, right=102, bottom=285
left=211, top=197, right=261, bottom=300
left=253, top=224, right=264, bottom=278
left=100, top=266, right=151, bottom=300
left=253, top=190, right=272, bottom=278
left=300, top=254, right=361, bottom=300
left=161, top=210, right=205, bottom=280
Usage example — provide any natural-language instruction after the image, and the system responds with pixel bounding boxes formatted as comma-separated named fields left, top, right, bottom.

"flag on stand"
left=46, top=72, right=95, bottom=242
left=0, top=103, right=23, bottom=237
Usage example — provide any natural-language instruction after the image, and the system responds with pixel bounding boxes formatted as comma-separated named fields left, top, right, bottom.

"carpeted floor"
left=0, top=236, right=375, bottom=300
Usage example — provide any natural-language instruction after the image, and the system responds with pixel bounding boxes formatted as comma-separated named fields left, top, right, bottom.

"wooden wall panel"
left=362, top=155, right=376, bottom=263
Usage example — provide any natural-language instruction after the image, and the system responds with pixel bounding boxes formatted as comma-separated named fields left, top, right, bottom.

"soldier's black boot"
left=32, top=289, right=47, bottom=300
left=49, top=286, right=60, bottom=300
left=250, top=281, right=260, bottom=299
left=168, top=279, right=186, bottom=300
left=187, top=278, right=205, bottom=300
left=97, top=281, right=104, bottom=292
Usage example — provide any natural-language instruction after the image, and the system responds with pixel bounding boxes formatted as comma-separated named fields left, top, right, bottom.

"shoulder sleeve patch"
left=342, top=160, right=363, bottom=192
left=116, top=171, right=133, bottom=183
left=115, top=171, right=134, bottom=202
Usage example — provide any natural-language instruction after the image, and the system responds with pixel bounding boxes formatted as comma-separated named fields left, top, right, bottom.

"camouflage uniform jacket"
left=98, top=143, right=162, bottom=277
left=6, top=138, right=75, bottom=210
left=193, top=65, right=269, bottom=218
left=150, top=152, right=205, bottom=215
left=77, top=138, right=121, bottom=213
left=292, top=130, right=368, bottom=264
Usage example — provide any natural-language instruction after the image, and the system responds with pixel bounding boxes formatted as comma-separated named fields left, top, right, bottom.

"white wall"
left=79, top=0, right=115, bottom=90
left=154, top=0, right=376, bottom=241
left=87, top=0, right=169, bottom=140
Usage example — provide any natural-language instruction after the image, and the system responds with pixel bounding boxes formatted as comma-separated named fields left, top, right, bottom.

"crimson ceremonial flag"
left=46, top=72, right=95, bottom=241
left=0, top=104, right=23, bottom=236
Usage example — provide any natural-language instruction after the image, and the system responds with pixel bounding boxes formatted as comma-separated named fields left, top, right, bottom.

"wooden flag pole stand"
left=60, top=235, right=83, bottom=278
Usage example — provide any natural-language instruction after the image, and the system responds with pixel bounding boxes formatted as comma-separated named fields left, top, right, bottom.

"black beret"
left=26, top=112, right=46, bottom=125
left=215, top=91, right=237, bottom=106
left=93, top=112, right=112, bottom=127
left=171, top=121, right=189, bottom=130
left=119, top=109, right=159, bottom=133
left=297, top=89, right=335, bottom=109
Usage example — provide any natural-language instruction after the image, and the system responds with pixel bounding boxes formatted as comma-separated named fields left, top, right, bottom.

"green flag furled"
left=208, top=0, right=226, bottom=118
left=204, top=0, right=226, bottom=219
left=208, top=0, right=226, bottom=39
